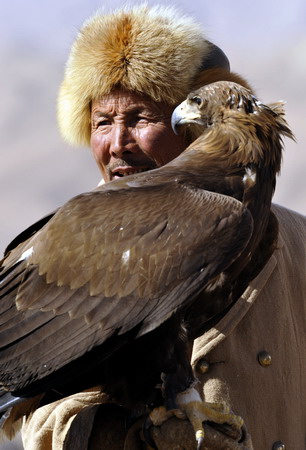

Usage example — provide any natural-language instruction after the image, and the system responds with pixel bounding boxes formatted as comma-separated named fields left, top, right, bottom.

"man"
left=4, top=5, right=305, bottom=450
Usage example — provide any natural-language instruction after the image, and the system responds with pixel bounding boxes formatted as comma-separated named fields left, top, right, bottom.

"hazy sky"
left=1, top=0, right=306, bottom=256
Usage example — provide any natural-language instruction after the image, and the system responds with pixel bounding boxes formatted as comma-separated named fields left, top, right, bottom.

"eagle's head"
left=172, top=82, right=259, bottom=135
left=172, top=81, right=294, bottom=170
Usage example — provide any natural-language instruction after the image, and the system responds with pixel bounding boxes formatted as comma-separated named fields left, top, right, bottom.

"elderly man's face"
left=90, top=89, right=187, bottom=182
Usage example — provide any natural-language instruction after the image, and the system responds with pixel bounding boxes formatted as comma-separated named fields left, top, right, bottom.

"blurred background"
left=1, top=0, right=305, bottom=448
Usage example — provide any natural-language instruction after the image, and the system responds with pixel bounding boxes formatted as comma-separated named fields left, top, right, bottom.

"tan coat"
left=20, top=204, right=306, bottom=449
left=192, top=204, right=306, bottom=449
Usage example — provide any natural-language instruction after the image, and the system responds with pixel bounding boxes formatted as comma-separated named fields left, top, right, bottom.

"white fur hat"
left=57, top=5, right=230, bottom=146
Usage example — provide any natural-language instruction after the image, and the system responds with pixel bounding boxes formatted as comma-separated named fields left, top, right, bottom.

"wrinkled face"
left=90, top=89, right=187, bottom=182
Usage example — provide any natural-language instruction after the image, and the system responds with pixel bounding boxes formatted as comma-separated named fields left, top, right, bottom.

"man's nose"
left=110, top=123, right=135, bottom=157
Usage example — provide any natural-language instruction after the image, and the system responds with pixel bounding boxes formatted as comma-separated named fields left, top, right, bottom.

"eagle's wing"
left=0, top=179, right=252, bottom=392
left=4, top=210, right=57, bottom=255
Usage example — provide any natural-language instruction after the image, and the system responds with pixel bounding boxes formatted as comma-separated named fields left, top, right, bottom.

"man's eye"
left=97, top=120, right=110, bottom=127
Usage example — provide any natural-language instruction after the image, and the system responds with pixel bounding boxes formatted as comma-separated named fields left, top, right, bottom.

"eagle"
left=0, top=81, right=293, bottom=447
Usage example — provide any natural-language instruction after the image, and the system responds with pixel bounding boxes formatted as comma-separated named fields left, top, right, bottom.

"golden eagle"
left=0, top=81, right=293, bottom=447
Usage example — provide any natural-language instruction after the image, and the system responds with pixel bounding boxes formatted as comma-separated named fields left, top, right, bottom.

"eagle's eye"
left=191, top=96, right=203, bottom=106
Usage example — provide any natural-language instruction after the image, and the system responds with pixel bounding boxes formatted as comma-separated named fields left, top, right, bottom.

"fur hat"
left=57, top=5, right=230, bottom=146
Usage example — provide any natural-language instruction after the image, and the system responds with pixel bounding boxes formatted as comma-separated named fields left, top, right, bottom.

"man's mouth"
left=111, top=167, right=150, bottom=179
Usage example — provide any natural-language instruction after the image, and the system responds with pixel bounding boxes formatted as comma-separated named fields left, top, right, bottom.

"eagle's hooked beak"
left=171, top=99, right=205, bottom=135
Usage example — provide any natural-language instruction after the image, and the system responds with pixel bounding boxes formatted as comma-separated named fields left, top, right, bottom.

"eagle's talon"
left=196, top=429, right=205, bottom=449
left=175, top=387, right=244, bottom=447
left=145, top=392, right=244, bottom=449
